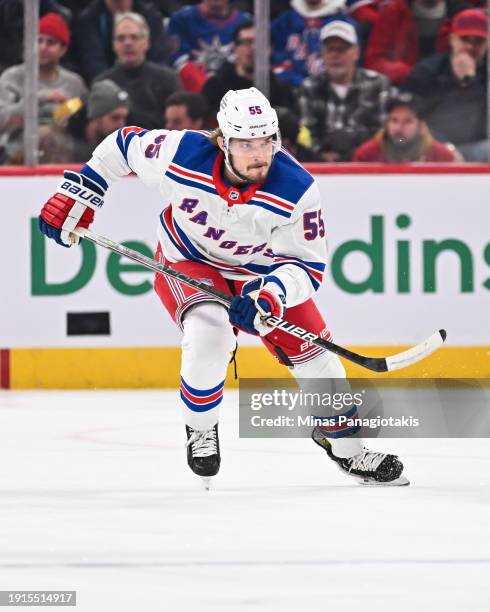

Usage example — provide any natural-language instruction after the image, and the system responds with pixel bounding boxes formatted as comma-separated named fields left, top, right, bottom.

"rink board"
left=2, top=345, right=488, bottom=390
left=0, top=164, right=489, bottom=387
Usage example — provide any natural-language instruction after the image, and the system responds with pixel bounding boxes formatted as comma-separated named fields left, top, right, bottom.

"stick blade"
left=385, top=329, right=447, bottom=372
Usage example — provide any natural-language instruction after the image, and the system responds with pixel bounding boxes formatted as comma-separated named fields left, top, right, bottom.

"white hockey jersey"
left=85, top=127, right=327, bottom=307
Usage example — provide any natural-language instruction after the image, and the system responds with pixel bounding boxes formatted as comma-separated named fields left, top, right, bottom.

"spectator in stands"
left=96, top=12, right=181, bottom=129
left=168, top=0, right=251, bottom=92
left=0, top=0, right=73, bottom=73
left=201, top=20, right=297, bottom=120
left=192, top=0, right=293, bottom=16
left=153, top=1, right=189, bottom=18
left=298, top=19, right=390, bottom=162
left=0, top=12, right=86, bottom=163
left=276, top=107, right=315, bottom=162
left=353, top=92, right=459, bottom=161
left=271, top=0, right=348, bottom=86
left=56, top=1, right=92, bottom=15
left=62, top=79, right=130, bottom=162
left=402, top=9, right=488, bottom=161
left=345, top=0, right=392, bottom=55
left=74, top=0, right=170, bottom=83
left=346, top=0, right=381, bottom=29
left=0, top=1, right=23, bottom=74
left=365, top=0, right=469, bottom=85
left=164, top=91, right=208, bottom=130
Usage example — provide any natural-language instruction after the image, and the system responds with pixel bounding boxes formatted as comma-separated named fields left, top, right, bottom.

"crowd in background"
left=0, top=0, right=488, bottom=164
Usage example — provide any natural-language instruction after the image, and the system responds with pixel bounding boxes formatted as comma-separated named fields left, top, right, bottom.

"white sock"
left=180, top=302, right=236, bottom=431
left=292, top=351, right=363, bottom=458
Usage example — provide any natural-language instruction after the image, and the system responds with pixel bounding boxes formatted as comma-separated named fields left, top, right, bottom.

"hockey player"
left=38, top=87, right=408, bottom=487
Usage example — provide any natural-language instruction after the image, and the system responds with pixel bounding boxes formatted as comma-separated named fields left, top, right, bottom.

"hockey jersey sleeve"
left=267, top=180, right=327, bottom=308
left=84, top=126, right=183, bottom=190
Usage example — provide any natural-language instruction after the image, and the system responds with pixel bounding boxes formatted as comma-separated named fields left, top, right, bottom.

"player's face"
left=38, top=35, right=66, bottom=67
left=228, top=136, right=274, bottom=183
left=113, top=19, right=149, bottom=67
left=386, top=106, right=420, bottom=144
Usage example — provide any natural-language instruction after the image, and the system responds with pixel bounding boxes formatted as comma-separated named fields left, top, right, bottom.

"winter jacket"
left=168, top=3, right=250, bottom=91
left=402, top=52, right=487, bottom=145
left=353, top=124, right=457, bottom=161
left=299, top=67, right=391, bottom=160
left=95, top=61, right=181, bottom=130
left=74, top=0, right=171, bottom=83
left=201, top=61, right=297, bottom=118
left=271, top=4, right=349, bottom=86
left=364, top=0, right=467, bottom=84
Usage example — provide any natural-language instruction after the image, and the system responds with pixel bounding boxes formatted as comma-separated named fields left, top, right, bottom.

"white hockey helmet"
left=216, top=87, right=281, bottom=179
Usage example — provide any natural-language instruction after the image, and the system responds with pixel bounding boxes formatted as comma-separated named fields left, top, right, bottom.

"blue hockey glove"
left=229, top=276, right=286, bottom=336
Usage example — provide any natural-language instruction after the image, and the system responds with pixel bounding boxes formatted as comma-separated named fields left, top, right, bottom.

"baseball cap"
left=87, top=80, right=130, bottom=120
left=451, top=9, right=488, bottom=39
left=39, top=12, right=71, bottom=47
left=320, top=20, right=358, bottom=46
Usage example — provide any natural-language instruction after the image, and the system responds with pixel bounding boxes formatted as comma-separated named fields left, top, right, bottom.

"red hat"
left=451, top=9, right=488, bottom=39
left=39, top=12, right=71, bottom=46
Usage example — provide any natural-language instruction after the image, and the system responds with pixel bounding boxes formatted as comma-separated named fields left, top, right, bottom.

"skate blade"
left=355, top=474, right=410, bottom=487
left=200, top=477, right=213, bottom=491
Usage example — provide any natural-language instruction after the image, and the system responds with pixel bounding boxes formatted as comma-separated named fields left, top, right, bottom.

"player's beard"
left=242, top=162, right=270, bottom=183
left=229, top=156, right=271, bottom=184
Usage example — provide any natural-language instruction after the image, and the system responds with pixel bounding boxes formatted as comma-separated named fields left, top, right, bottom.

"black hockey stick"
left=73, top=228, right=446, bottom=373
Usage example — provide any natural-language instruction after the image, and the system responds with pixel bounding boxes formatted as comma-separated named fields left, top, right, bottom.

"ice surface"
left=0, top=390, right=488, bottom=612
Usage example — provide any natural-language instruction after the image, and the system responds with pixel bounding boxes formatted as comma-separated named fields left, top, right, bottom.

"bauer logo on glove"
left=59, top=181, right=104, bottom=208
left=38, top=169, right=106, bottom=247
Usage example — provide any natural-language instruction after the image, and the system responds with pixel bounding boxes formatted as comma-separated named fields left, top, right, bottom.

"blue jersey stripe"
left=165, top=169, right=218, bottom=196
left=159, top=213, right=271, bottom=276
left=116, top=128, right=148, bottom=163
left=124, top=130, right=148, bottom=158
left=116, top=130, right=125, bottom=158
left=274, top=254, right=326, bottom=272
left=248, top=200, right=292, bottom=219
left=269, top=260, right=321, bottom=291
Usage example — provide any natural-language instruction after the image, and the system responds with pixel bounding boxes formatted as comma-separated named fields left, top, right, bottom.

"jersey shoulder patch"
left=165, top=130, right=218, bottom=195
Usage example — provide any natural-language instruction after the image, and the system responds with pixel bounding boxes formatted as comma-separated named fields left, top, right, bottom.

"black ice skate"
left=312, top=427, right=409, bottom=486
left=186, top=424, right=220, bottom=489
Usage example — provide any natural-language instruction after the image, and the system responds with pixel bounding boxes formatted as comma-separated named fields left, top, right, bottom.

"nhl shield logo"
left=229, top=190, right=239, bottom=201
